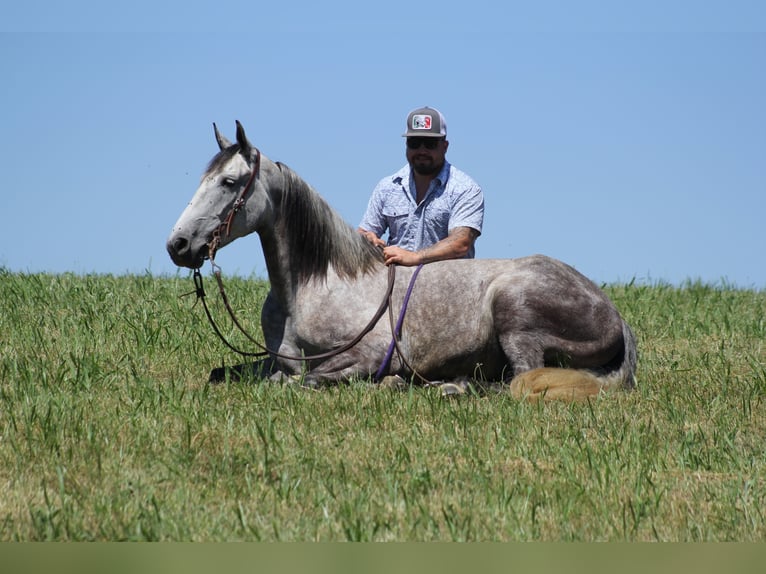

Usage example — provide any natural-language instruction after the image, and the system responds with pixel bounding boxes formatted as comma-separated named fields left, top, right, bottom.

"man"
left=358, top=106, right=484, bottom=266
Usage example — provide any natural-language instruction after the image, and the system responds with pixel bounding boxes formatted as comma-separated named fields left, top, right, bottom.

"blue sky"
left=2, top=1, right=764, bottom=288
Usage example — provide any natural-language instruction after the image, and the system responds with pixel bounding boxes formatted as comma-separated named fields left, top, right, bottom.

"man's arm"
left=381, top=226, right=479, bottom=267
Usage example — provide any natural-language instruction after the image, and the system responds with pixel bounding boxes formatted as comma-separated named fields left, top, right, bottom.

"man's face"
left=406, top=137, right=448, bottom=176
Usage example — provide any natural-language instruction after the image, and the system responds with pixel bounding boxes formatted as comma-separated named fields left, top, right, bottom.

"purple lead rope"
left=375, top=264, right=424, bottom=381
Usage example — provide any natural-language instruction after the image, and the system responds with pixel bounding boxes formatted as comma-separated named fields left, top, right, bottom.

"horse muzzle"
left=166, top=232, right=209, bottom=269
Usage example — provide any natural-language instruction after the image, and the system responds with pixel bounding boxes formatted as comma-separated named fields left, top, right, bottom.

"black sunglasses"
left=406, top=137, right=443, bottom=150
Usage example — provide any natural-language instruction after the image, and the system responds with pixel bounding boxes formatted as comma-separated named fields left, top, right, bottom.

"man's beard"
left=411, top=158, right=442, bottom=176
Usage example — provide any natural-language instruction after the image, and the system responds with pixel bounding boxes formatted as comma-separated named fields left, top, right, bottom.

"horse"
left=166, top=121, right=637, bottom=400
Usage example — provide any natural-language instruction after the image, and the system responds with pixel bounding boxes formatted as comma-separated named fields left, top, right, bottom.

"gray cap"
left=402, top=106, right=447, bottom=138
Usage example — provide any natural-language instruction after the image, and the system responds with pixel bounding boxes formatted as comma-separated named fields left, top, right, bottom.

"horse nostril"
left=173, top=236, right=189, bottom=254
left=167, top=235, right=191, bottom=261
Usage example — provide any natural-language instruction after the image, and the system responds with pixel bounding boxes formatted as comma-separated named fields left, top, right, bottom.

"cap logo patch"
left=411, top=114, right=433, bottom=130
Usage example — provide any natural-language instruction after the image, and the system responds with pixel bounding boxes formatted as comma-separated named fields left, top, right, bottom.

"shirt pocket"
left=382, top=206, right=410, bottom=239
left=382, top=204, right=409, bottom=218
left=382, top=205, right=410, bottom=225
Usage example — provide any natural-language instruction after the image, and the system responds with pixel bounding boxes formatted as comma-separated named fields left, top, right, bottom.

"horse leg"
left=496, top=333, right=545, bottom=377
left=495, top=333, right=606, bottom=401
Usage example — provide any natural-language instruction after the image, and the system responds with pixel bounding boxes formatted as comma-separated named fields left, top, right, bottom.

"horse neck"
left=250, top=159, right=297, bottom=306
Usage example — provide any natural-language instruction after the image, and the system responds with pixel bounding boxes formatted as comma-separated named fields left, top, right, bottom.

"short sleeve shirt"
left=358, top=161, right=484, bottom=258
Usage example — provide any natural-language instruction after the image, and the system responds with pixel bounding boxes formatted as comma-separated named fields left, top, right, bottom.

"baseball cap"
left=402, top=106, right=447, bottom=138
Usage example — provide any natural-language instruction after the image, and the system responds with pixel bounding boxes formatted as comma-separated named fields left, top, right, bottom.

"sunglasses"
left=406, top=137, right=443, bottom=150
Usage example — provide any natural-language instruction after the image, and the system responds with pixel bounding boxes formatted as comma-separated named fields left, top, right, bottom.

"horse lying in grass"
left=167, top=121, right=637, bottom=400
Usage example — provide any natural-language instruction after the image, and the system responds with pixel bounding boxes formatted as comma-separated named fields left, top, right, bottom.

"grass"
left=0, top=268, right=765, bottom=541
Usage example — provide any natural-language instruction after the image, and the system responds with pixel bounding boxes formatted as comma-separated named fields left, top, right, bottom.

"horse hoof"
left=437, top=380, right=469, bottom=397
left=379, top=375, right=409, bottom=391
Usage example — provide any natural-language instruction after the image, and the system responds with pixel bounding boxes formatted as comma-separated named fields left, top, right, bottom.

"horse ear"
left=213, top=123, right=232, bottom=151
left=235, top=120, right=253, bottom=156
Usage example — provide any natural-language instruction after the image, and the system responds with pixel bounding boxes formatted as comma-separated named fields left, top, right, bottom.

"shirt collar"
left=392, top=161, right=451, bottom=187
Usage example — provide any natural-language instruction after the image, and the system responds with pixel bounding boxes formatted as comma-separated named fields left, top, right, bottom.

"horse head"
left=167, top=121, right=270, bottom=269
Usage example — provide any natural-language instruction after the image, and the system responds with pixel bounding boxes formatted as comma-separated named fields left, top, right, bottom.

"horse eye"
left=221, top=177, right=236, bottom=188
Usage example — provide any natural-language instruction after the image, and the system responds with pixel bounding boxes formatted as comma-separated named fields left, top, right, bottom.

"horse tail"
left=509, top=320, right=638, bottom=402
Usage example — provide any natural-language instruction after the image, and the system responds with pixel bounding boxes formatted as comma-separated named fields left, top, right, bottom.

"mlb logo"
left=412, top=114, right=432, bottom=130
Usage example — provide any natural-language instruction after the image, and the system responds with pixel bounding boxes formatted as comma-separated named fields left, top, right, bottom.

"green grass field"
left=1, top=268, right=764, bottom=541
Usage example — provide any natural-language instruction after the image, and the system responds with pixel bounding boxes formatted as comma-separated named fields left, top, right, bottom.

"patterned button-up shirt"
left=359, top=161, right=484, bottom=258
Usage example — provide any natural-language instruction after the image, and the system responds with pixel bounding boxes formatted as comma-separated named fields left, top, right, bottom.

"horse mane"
left=274, top=162, right=384, bottom=283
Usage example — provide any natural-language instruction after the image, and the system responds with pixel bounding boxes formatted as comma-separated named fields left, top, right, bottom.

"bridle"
left=187, top=147, right=424, bottom=380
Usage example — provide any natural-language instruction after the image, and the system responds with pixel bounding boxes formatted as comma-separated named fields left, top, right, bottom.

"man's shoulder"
left=446, top=163, right=481, bottom=190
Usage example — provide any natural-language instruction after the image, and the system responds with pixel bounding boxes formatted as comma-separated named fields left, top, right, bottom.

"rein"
left=192, top=267, right=267, bottom=358
left=377, top=264, right=424, bottom=380
left=192, top=263, right=397, bottom=365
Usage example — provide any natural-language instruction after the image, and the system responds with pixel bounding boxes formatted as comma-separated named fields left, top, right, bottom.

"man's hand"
left=382, top=246, right=421, bottom=267
left=384, top=227, right=479, bottom=266
left=359, top=226, right=479, bottom=267
left=358, top=228, right=386, bottom=249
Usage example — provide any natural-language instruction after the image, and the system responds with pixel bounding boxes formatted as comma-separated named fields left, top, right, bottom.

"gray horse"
left=167, top=121, right=637, bottom=400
